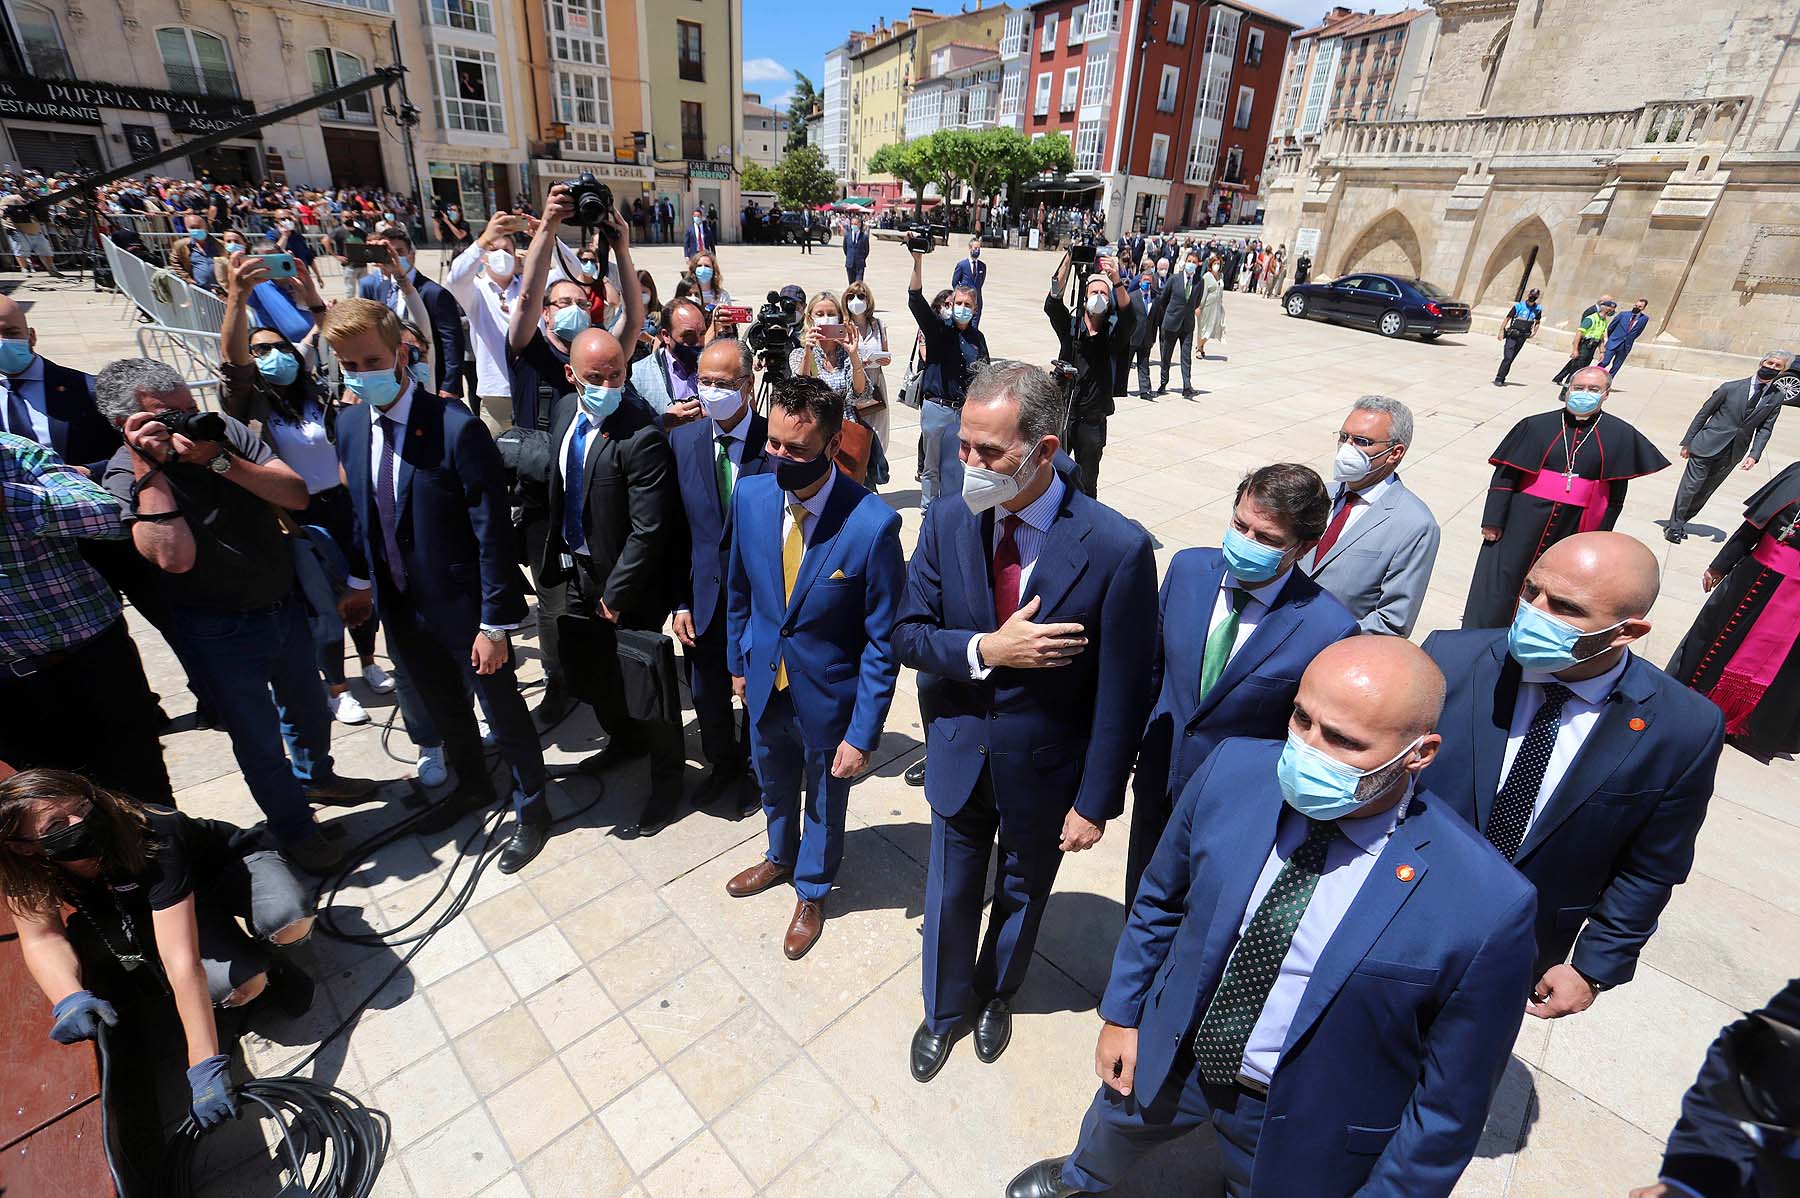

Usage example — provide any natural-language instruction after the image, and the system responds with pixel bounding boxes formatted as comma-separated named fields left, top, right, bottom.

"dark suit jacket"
left=893, top=469, right=1159, bottom=830
left=1128, top=284, right=1158, bottom=350
left=669, top=411, right=773, bottom=637
left=32, top=357, right=121, bottom=478
left=1682, top=377, right=1785, bottom=462
left=1149, top=270, right=1202, bottom=336
left=842, top=230, right=870, bottom=270
left=336, top=385, right=526, bottom=634
left=1108, top=737, right=1537, bottom=1198
left=538, top=390, right=683, bottom=623
left=683, top=222, right=712, bottom=259
left=1419, top=629, right=1725, bottom=986
left=951, top=256, right=987, bottom=304
left=1136, top=549, right=1358, bottom=811
left=357, top=269, right=469, bottom=398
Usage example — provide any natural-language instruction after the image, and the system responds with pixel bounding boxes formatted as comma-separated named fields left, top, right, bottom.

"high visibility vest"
left=1580, top=310, right=1610, bottom=340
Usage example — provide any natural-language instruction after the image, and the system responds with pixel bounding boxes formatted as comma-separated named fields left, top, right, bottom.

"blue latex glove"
left=186, top=1054, right=239, bottom=1128
left=49, top=990, right=118, bottom=1045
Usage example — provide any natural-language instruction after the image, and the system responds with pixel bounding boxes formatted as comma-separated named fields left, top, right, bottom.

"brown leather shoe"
left=725, top=859, right=792, bottom=898
left=783, top=899, right=824, bottom=960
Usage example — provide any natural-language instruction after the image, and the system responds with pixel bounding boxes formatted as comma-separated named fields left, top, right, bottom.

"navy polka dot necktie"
left=1193, top=817, right=1340, bottom=1086
left=1486, top=682, right=1574, bottom=861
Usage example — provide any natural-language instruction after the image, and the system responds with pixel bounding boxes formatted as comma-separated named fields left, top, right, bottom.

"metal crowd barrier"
left=102, top=238, right=227, bottom=405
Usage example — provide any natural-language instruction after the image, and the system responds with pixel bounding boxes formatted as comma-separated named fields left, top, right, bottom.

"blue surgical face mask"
left=952, top=304, right=973, bottom=325
left=188, top=228, right=208, bottom=242
left=579, top=382, right=623, bottom=422
left=1277, top=730, right=1424, bottom=822
left=1221, top=525, right=1289, bottom=583
left=0, top=337, right=35, bottom=374
left=1565, top=389, right=1603, bottom=416
left=345, top=367, right=403, bottom=409
left=409, top=360, right=433, bottom=387
left=256, top=348, right=299, bottom=386
left=1507, top=599, right=1629, bottom=673
left=580, top=259, right=599, bottom=278
left=695, top=265, right=715, bottom=284
left=396, top=256, right=412, bottom=274
left=552, top=303, right=592, bottom=342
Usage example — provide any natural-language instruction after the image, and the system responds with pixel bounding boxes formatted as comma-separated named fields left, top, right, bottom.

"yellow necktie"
left=776, top=502, right=805, bottom=691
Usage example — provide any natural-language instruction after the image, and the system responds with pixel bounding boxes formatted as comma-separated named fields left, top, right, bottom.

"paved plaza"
left=10, top=239, right=1799, bottom=1198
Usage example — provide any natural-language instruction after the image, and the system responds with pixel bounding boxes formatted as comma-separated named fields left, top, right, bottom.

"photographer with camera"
left=909, top=239, right=989, bottom=511
left=446, top=208, right=532, bottom=435
left=95, top=358, right=377, bottom=874
left=1047, top=250, right=1137, bottom=498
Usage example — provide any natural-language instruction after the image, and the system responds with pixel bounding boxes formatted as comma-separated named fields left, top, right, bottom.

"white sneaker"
left=478, top=713, right=497, bottom=748
left=328, top=690, right=371, bottom=726
left=361, top=663, right=396, bottom=694
left=416, top=745, right=448, bottom=788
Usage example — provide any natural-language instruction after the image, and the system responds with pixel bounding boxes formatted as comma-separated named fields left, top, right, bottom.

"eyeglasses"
left=698, top=375, right=746, bottom=388
left=248, top=342, right=293, bottom=358
left=4, top=799, right=93, bottom=846
left=1336, top=431, right=1397, bottom=449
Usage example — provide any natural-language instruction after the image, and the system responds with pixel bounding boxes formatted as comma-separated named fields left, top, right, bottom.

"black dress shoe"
left=974, top=996, right=1012, bottom=1063
left=903, top=756, right=927, bottom=787
left=1664, top=526, right=1686, bottom=543
left=415, top=784, right=499, bottom=833
left=498, top=819, right=550, bottom=874
left=575, top=738, right=648, bottom=776
left=1006, top=1156, right=1082, bottom=1198
left=693, top=764, right=744, bottom=807
left=614, top=808, right=673, bottom=841
left=910, top=1020, right=954, bottom=1083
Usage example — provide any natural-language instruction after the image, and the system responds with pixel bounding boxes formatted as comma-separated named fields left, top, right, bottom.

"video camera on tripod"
left=747, top=290, right=802, bottom=404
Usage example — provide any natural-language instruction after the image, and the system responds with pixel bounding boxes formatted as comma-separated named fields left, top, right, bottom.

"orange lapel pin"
left=1628, top=717, right=1646, bottom=731
left=1395, top=864, right=1415, bottom=882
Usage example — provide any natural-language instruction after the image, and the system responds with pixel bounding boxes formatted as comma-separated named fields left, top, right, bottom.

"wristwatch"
left=479, top=627, right=508, bottom=644
left=207, top=451, right=232, bottom=475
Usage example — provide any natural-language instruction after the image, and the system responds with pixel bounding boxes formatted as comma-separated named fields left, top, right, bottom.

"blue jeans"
left=170, top=594, right=334, bottom=846
left=918, top=397, right=965, bottom=512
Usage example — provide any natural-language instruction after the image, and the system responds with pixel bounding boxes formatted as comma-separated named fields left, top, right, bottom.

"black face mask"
left=37, top=819, right=100, bottom=863
left=1757, top=365, right=1782, bottom=381
left=669, top=341, right=702, bottom=369
left=773, top=449, right=833, bottom=493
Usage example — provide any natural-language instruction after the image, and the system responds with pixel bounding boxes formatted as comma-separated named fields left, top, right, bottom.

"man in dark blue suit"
left=895, top=361, right=1158, bottom=1082
left=322, top=299, right=550, bottom=872
left=842, top=215, right=870, bottom=284
left=671, top=338, right=774, bottom=818
left=1422, top=531, right=1724, bottom=1019
left=1008, top=638, right=1538, bottom=1198
left=683, top=207, right=713, bottom=263
left=950, top=238, right=988, bottom=326
left=359, top=224, right=470, bottom=403
left=721, top=376, right=905, bottom=961
left=1128, top=463, right=1358, bottom=904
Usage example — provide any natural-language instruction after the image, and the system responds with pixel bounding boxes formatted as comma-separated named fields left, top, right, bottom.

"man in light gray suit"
left=1665, top=350, right=1792, bottom=543
left=1305, top=396, right=1442, bottom=636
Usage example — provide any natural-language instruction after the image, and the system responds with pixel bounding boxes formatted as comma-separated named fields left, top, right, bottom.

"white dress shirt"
left=1210, top=566, right=1294, bottom=664
left=1234, top=789, right=1408, bottom=1085
left=1496, top=653, right=1631, bottom=835
left=968, top=472, right=1067, bottom=679
left=0, top=355, right=52, bottom=445
left=1305, top=473, right=1396, bottom=570
left=444, top=240, right=523, bottom=398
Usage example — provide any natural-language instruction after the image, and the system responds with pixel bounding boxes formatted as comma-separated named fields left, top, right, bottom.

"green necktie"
left=1200, top=588, right=1248, bottom=699
left=715, top=434, right=735, bottom=509
left=1193, top=817, right=1340, bottom=1086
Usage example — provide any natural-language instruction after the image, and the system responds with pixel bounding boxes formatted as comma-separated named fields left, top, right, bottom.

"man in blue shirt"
left=1493, top=287, right=1542, bottom=386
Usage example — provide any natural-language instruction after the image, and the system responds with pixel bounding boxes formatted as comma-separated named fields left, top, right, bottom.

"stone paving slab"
left=7, top=237, right=1797, bottom=1197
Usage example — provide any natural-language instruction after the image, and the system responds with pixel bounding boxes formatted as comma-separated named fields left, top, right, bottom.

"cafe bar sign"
left=0, top=76, right=256, bottom=134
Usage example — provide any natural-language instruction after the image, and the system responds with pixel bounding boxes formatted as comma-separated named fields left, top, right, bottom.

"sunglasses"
left=1336, top=431, right=1396, bottom=450
left=4, top=799, right=92, bottom=847
left=249, top=341, right=295, bottom=358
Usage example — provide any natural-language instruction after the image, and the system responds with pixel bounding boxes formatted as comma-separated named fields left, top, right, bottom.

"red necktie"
left=1311, top=493, right=1359, bottom=566
left=993, top=515, right=1021, bottom=628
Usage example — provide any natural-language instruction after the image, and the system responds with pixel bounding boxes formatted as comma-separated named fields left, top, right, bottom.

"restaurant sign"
left=0, top=76, right=256, bottom=134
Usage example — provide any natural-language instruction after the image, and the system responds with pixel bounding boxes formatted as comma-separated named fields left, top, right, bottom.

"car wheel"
left=1378, top=310, right=1405, bottom=338
left=1419, top=331, right=1441, bottom=342
left=1285, top=293, right=1308, bottom=318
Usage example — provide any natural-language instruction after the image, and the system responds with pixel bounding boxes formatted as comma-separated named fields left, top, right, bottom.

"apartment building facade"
left=1268, top=7, right=1434, bottom=146
left=905, top=45, right=1002, bottom=140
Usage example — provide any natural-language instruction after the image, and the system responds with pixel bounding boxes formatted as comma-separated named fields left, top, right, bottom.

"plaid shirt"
left=0, top=432, right=127, bottom=667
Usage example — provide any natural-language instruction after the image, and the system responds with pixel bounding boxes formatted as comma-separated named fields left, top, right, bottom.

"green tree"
left=1028, top=132, right=1076, bottom=176
left=868, top=140, right=933, bottom=218
left=966, top=128, right=1037, bottom=207
left=785, top=73, right=820, bottom=153
left=770, top=144, right=839, bottom=209
left=740, top=162, right=777, bottom=194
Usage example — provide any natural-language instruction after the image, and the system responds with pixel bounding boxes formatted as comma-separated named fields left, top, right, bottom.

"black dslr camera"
left=905, top=224, right=935, bottom=254
left=747, top=290, right=801, bottom=380
left=150, top=408, right=228, bottom=442
left=1067, top=233, right=1100, bottom=272
left=567, top=172, right=616, bottom=236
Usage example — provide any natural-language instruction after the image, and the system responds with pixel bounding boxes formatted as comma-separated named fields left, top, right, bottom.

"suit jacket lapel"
left=1514, top=658, right=1657, bottom=862
left=1473, top=639, right=1517, bottom=836
left=1318, top=484, right=1397, bottom=567
left=1201, top=794, right=1286, bottom=989
left=1021, top=482, right=1092, bottom=617
left=782, top=473, right=857, bottom=620
left=1281, top=820, right=1432, bottom=1058
left=1196, top=580, right=1307, bottom=721
left=957, top=505, right=998, bottom=633
left=397, top=398, right=425, bottom=529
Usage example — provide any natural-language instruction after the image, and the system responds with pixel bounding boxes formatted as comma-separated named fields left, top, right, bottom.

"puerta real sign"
left=0, top=76, right=257, bottom=135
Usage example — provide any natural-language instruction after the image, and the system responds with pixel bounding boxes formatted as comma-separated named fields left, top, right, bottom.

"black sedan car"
left=1282, top=272, right=1471, bottom=340
left=776, top=211, right=832, bottom=246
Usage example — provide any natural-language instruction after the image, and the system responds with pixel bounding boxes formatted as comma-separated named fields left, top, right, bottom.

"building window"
left=13, top=2, right=72, bottom=78
left=1245, top=28, right=1264, bottom=67
left=999, top=69, right=1023, bottom=117
left=1156, top=65, right=1179, bottom=113
left=1081, top=49, right=1111, bottom=108
left=550, top=0, right=608, bottom=66
left=563, top=129, right=613, bottom=157
left=1040, top=13, right=1058, bottom=51
left=1000, top=11, right=1029, bottom=57
left=435, top=45, right=504, bottom=133
left=1147, top=132, right=1170, bottom=178
left=1168, top=2, right=1190, bottom=46
left=1300, top=38, right=1339, bottom=134
left=677, top=20, right=704, bottom=83
left=556, top=69, right=612, bottom=129
left=1069, top=4, right=1086, bottom=46
left=429, top=0, right=492, bottom=33
left=681, top=100, right=705, bottom=159
left=1085, top=0, right=1120, bottom=39
left=1060, top=67, right=1080, bottom=112
left=1233, top=85, right=1254, bottom=130
left=156, top=26, right=237, bottom=98
left=1033, top=72, right=1052, bottom=116
left=1221, top=145, right=1244, bottom=183
left=1074, top=119, right=1105, bottom=171
left=309, top=48, right=373, bottom=123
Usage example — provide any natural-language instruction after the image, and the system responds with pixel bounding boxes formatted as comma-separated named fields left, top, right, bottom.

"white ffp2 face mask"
left=962, top=441, right=1046, bottom=515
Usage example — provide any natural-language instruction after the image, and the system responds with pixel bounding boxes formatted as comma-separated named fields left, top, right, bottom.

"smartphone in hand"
left=812, top=322, right=849, bottom=341
left=715, top=305, right=753, bottom=324
left=255, top=252, right=298, bottom=280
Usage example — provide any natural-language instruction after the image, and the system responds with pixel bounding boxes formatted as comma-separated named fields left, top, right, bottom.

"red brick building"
left=998, top=0, right=1296, bottom=233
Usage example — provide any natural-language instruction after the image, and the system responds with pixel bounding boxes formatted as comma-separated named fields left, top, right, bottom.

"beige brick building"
left=1260, top=0, right=1800, bottom=371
